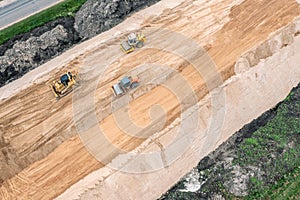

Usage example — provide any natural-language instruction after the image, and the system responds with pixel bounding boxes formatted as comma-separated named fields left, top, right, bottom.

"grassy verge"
left=268, top=166, right=300, bottom=199
left=0, top=0, right=87, bottom=45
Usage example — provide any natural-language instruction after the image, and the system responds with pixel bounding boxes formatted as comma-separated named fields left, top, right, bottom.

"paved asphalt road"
left=0, top=0, right=62, bottom=30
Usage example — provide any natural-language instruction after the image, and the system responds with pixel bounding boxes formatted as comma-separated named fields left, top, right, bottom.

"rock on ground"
left=0, top=17, right=79, bottom=87
left=74, top=0, right=160, bottom=39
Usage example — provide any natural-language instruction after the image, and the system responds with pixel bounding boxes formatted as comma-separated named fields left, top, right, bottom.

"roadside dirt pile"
left=0, top=0, right=160, bottom=87
left=74, top=0, right=160, bottom=39
left=0, top=21, right=79, bottom=87
left=0, top=0, right=299, bottom=199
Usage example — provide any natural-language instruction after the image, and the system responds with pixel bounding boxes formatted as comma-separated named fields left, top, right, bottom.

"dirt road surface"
left=0, top=0, right=299, bottom=199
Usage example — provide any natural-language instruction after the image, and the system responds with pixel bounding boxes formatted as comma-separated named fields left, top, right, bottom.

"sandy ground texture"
left=0, top=0, right=300, bottom=199
left=61, top=17, right=300, bottom=200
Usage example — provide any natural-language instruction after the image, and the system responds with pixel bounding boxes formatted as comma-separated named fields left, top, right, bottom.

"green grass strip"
left=270, top=166, right=300, bottom=200
left=0, top=0, right=87, bottom=45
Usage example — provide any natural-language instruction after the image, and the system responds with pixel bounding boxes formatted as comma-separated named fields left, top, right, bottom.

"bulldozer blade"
left=49, top=84, right=59, bottom=98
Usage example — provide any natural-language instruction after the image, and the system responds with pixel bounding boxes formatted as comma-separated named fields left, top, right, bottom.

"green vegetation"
left=243, top=167, right=300, bottom=200
left=0, top=0, right=87, bottom=45
left=268, top=166, right=300, bottom=200
left=236, top=86, right=300, bottom=200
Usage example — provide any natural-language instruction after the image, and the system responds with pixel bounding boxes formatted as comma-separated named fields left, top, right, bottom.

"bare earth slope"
left=0, top=0, right=299, bottom=199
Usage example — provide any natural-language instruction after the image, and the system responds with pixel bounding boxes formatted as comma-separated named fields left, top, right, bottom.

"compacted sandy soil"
left=0, top=0, right=299, bottom=199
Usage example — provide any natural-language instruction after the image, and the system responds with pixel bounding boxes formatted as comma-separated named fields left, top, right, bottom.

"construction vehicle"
left=111, top=76, right=139, bottom=97
left=50, top=72, right=78, bottom=99
left=120, top=32, right=146, bottom=54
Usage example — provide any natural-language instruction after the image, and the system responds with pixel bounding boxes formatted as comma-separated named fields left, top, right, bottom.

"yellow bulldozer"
left=50, top=72, right=78, bottom=99
left=120, top=32, right=146, bottom=54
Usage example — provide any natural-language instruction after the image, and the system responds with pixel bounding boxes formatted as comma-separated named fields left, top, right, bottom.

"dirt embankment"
left=0, top=0, right=299, bottom=199
left=160, top=24, right=300, bottom=198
